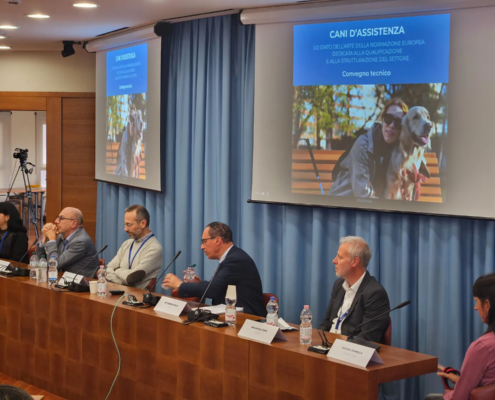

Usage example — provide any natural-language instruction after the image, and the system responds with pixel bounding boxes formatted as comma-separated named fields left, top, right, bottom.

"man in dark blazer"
left=163, top=222, right=265, bottom=317
left=37, top=207, right=99, bottom=278
left=319, top=236, right=390, bottom=343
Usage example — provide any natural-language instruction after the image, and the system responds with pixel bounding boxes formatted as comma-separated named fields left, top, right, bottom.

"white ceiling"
left=0, top=0, right=309, bottom=51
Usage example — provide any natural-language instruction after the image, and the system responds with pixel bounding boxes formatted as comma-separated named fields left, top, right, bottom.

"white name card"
left=154, top=296, right=192, bottom=317
left=327, top=339, right=383, bottom=368
left=238, top=320, right=287, bottom=344
left=0, top=260, right=13, bottom=272
left=57, top=271, right=85, bottom=286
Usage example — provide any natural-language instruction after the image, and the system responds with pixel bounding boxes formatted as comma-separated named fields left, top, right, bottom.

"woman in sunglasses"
left=425, top=273, right=495, bottom=400
left=329, top=98, right=408, bottom=198
left=0, top=202, right=29, bottom=263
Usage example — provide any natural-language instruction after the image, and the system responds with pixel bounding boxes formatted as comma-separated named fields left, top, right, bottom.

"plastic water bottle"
left=37, top=255, right=47, bottom=283
left=48, top=255, right=58, bottom=283
left=97, top=265, right=108, bottom=297
left=225, top=285, right=237, bottom=327
left=300, top=305, right=313, bottom=345
left=184, top=264, right=196, bottom=282
left=29, top=252, right=39, bottom=280
left=266, top=296, right=279, bottom=327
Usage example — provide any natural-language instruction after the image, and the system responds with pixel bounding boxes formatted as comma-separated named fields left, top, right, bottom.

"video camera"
left=13, top=148, right=28, bottom=163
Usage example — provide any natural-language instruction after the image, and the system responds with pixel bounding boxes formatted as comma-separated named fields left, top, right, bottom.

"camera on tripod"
left=13, top=148, right=28, bottom=163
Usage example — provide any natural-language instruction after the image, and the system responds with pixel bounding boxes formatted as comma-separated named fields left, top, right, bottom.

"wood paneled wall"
left=0, top=92, right=97, bottom=241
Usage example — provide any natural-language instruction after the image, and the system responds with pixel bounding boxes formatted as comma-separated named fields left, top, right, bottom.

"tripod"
left=5, top=157, right=40, bottom=240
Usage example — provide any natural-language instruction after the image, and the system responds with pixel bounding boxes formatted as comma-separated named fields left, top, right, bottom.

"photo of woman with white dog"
left=292, top=83, right=447, bottom=203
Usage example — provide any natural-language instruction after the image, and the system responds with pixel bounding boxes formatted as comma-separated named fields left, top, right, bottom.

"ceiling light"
left=27, top=14, right=50, bottom=19
left=0, top=46, right=11, bottom=49
left=0, top=25, right=17, bottom=30
left=0, top=36, right=5, bottom=39
left=73, top=3, right=98, bottom=8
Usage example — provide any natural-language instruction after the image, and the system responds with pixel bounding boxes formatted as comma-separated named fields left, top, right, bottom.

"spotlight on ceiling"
left=61, top=40, right=81, bottom=57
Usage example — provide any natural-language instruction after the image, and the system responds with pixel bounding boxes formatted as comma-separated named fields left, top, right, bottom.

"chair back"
left=383, top=317, right=392, bottom=346
left=263, top=293, right=279, bottom=307
left=470, top=384, right=495, bottom=400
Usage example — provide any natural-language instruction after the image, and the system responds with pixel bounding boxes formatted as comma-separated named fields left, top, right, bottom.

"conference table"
left=0, top=262, right=437, bottom=400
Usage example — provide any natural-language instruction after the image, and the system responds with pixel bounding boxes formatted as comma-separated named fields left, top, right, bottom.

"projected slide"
left=106, top=43, right=148, bottom=180
left=292, top=15, right=449, bottom=202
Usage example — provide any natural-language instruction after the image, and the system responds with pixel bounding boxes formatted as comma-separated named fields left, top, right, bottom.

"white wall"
left=0, top=112, right=12, bottom=188
left=10, top=111, right=36, bottom=188
left=0, top=50, right=95, bottom=92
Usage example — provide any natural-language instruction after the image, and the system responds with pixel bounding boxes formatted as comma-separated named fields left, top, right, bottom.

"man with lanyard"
left=105, top=204, right=162, bottom=290
left=162, top=222, right=265, bottom=317
left=38, top=207, right=99, bottom=278
left=319, top=236, right=390, bottom=343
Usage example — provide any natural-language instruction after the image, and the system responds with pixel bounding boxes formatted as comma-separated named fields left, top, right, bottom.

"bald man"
left=37, top=207, right=99, bottom=278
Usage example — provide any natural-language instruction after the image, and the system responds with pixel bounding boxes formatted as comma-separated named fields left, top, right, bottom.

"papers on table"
left=192, top=304, right=244, bottom=315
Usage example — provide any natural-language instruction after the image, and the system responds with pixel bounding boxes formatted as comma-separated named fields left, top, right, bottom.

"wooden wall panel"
left=61, top=97, right=97, bottom=242
left=46, top=97, right=62, bottom=224
left=0, top=96, right=46, bottom=111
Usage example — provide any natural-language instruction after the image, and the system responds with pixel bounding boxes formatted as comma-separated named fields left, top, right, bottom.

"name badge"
left=238, top=319, right=287, bottom=344
left=154, top=296, right=192, bottom=317
left=327, top=339, right=383, bottom=367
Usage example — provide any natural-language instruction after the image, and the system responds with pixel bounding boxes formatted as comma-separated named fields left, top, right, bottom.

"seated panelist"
left=0, top=202, right=28, bottom=263
left=163, top=222, right=265, bottom=317
left=106, top=205, right=162, bottom=290
left=37, top=207, right=99, bottom=278
left=319, top=236, right=390, bottom=343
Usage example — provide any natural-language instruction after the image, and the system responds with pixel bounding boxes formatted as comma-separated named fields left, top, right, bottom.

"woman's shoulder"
left=468, top=332, right=495, bottom=354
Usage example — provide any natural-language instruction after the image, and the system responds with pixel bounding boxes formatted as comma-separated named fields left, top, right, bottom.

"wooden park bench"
left=292, top=149, right=442, bottom=203
left=105, top=141, right=146, bottom=180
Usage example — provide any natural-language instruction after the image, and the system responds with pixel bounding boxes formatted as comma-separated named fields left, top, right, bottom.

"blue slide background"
left=107, top=43, right=148, bottom=96
left=294, top=14, right=450, bottom=86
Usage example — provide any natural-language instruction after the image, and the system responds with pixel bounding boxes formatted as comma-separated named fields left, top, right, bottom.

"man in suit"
left=319, top=236, right=390, bottom=343
left=37, top=207, right=99, bottom=278
left=163, top=222, right=265, bottom=317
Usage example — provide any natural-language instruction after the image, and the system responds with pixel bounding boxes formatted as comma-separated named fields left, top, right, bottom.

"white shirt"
left=329, top=271, right=366, bottom=334
left=219, top=245, right=234, bottom=264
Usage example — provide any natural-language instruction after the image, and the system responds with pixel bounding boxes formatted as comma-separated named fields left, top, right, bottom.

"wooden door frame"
left=0, top=91, right=95, bottom=222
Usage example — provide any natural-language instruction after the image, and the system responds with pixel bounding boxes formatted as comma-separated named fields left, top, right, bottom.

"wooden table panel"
left=0, top=265, right=436, bottom=400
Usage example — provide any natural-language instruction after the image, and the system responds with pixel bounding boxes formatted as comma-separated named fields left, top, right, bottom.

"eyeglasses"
left=123, top=220, right=143, bottom=228
left=201, top=237, right=217, bottom=245
left=56, top=216, right=75, bottom=222
left=383, top=113, right=402, bottom=129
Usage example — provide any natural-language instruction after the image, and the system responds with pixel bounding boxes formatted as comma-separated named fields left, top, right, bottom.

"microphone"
left=142, top=250, right=181, bottom=305
left=66, top=245, right=108, bottom=292
left=185, top=267, right=221, bottom=324
left=346, top=300, right=411, bottom=350
left=11, top=238, right=38, bottom=276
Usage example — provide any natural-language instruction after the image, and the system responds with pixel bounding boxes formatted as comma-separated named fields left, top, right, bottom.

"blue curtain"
left=96, top=14, right=495, bottom=399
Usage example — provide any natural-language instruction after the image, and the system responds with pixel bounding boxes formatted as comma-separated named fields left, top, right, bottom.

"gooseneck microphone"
left=66, top=244, right=108, bottom=292
left=11, top=238, right=39, bottom=276
left=346, top=300, right=411, bottom=350
left=184, top=266, right=221, bottom=324
left=142, top=250, right=181, bottom=305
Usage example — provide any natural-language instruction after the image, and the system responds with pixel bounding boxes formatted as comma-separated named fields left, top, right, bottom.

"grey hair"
left=340, top=236, right=371, bottom=268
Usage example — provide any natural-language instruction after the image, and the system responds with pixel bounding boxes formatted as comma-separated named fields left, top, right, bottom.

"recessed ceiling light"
left=0, top=25, right=17, bottom=30
left=27, top=14, right=50, bottom=19
left=73, top=3, right=98, bottom=8
left=0, top=36, right=5, bottom=39
left=0, top=46, right=11, bottom=50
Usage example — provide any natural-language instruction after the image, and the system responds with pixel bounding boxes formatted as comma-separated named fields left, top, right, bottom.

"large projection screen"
left=95, top=38, right=162, bottom=192
left=251, top=6, right=495, bottom=219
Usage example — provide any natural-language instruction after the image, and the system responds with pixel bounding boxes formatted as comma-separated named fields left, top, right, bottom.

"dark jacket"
left=178, top=245, right=265, bottom=317
left=319, top=271, right=390, bottom=343
left=0, top=230, right=29, bottom=263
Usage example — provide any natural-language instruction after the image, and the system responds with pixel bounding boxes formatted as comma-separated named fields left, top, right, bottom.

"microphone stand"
left=346, top=300, right=411, bottom=350
left=142, top=250, right=181, bottom=305
left=66, top=245, right=108, bottom=292
left=185, top=268, right=220, bottom=324
left=11, top=238, right=39, bottom=276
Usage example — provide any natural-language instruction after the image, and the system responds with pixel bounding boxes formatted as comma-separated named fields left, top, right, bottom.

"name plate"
left=238, top=320, right=287, bottom=344
left=0, top=260, right=13, bottom=273
left=327, top=339, right=383, bottom=367
left=58, top=271, right=86, bottom=286
left=154, top=296, right=192, bottom=317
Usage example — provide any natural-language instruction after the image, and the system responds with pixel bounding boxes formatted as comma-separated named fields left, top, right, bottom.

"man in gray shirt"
left=106, top=205, right=162, bottom=290
left=38, top=207, right=99, bottom=278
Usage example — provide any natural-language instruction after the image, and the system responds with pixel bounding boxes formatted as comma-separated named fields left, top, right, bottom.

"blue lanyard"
left=0, top=231, right=8, bottom=253
left=335, top=298, right=350, bottom=330
left=128, top=234, right=154, bottom=269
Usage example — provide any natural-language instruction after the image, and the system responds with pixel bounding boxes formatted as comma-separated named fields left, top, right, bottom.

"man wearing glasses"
left=105, top=205, right=162, bottom=290
left=38, top=207, right=99, bottom=277
left=163, top=222, right=265, bottom=317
